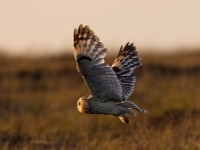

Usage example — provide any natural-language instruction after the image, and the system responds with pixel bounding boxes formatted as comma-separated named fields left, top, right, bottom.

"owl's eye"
left=78, top=101, right=81, bottom=106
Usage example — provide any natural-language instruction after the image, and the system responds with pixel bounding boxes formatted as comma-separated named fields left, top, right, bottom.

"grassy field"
left=0, top=51, right=200, bottom=150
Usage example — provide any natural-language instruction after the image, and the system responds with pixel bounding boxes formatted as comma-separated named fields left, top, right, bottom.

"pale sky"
left=0, top=0, right=200, bottom=55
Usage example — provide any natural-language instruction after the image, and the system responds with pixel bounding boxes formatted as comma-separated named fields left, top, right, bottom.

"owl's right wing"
left=74, top=25, right=123, bottom=101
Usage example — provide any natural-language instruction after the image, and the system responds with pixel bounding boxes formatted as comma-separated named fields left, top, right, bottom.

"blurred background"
left=0, top=0, right=200, bottom=149
left=1, top=0, right=200, bottom=55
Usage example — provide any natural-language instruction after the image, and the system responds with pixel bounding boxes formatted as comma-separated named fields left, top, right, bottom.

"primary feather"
left=112, top=43, right=142, bottom=100
left=74, top=24, right=122, bottom=101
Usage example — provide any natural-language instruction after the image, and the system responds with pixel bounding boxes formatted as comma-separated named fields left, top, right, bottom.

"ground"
left=0, top=50, right=200, bottom=150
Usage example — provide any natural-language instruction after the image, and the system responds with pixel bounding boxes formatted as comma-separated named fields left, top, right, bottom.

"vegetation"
left=0, top=51, right=200, bottom=150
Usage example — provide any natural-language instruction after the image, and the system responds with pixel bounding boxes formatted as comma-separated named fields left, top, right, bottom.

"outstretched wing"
left=74, top=24, right=122, bottom=101
left=112, top=43, right=142, bottom=100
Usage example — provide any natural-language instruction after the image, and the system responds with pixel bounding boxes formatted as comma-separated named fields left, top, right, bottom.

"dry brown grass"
left=0, top=51, right=200, bottom=150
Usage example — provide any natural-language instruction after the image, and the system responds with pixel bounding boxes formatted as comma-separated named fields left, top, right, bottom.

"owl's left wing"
left=74, top=25, right=122, bottom=101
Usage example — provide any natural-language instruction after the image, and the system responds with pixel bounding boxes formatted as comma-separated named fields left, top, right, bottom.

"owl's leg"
left=119, top=115, right=129, bottom=124
left=117, top=101, right=148, bottom=113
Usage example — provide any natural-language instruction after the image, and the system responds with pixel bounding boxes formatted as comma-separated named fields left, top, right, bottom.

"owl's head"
left=77, top=96, right=91, bottom=113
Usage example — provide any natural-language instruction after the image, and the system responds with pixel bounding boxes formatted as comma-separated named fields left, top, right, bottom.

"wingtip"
left=76, top=24, right=97, bottom=39
left=74, top=28, right=78, bottom=34
left=89, top=29, right=94, bottom=37
left=83, top=25, right=90, bottom=34
left=73, top=24, right=107, bottom=61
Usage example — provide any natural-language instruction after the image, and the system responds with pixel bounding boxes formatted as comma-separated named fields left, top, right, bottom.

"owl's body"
left=74, top=25, right=147, bottom=123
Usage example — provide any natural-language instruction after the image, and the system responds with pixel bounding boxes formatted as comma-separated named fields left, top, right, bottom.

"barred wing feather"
left=74, top=25, right=122, bottom=101
left=112, top=43, right=142, bottom=100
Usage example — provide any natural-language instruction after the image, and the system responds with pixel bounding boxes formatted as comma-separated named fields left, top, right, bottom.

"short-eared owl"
left=74, top=24, right=147, bottom=124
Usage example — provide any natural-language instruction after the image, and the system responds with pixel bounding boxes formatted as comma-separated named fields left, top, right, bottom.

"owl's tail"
left=117, top=101, right=148, bottom=113
left=74, top=24, right=107, bottom=64
left=118, top=100, right=147, bottom=124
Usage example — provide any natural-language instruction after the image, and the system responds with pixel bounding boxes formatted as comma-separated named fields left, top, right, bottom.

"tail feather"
left=117, top=101, right=148, bottom=113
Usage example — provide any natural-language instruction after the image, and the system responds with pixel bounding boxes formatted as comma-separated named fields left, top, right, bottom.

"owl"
left=73, top=24, right=147, bottom=124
